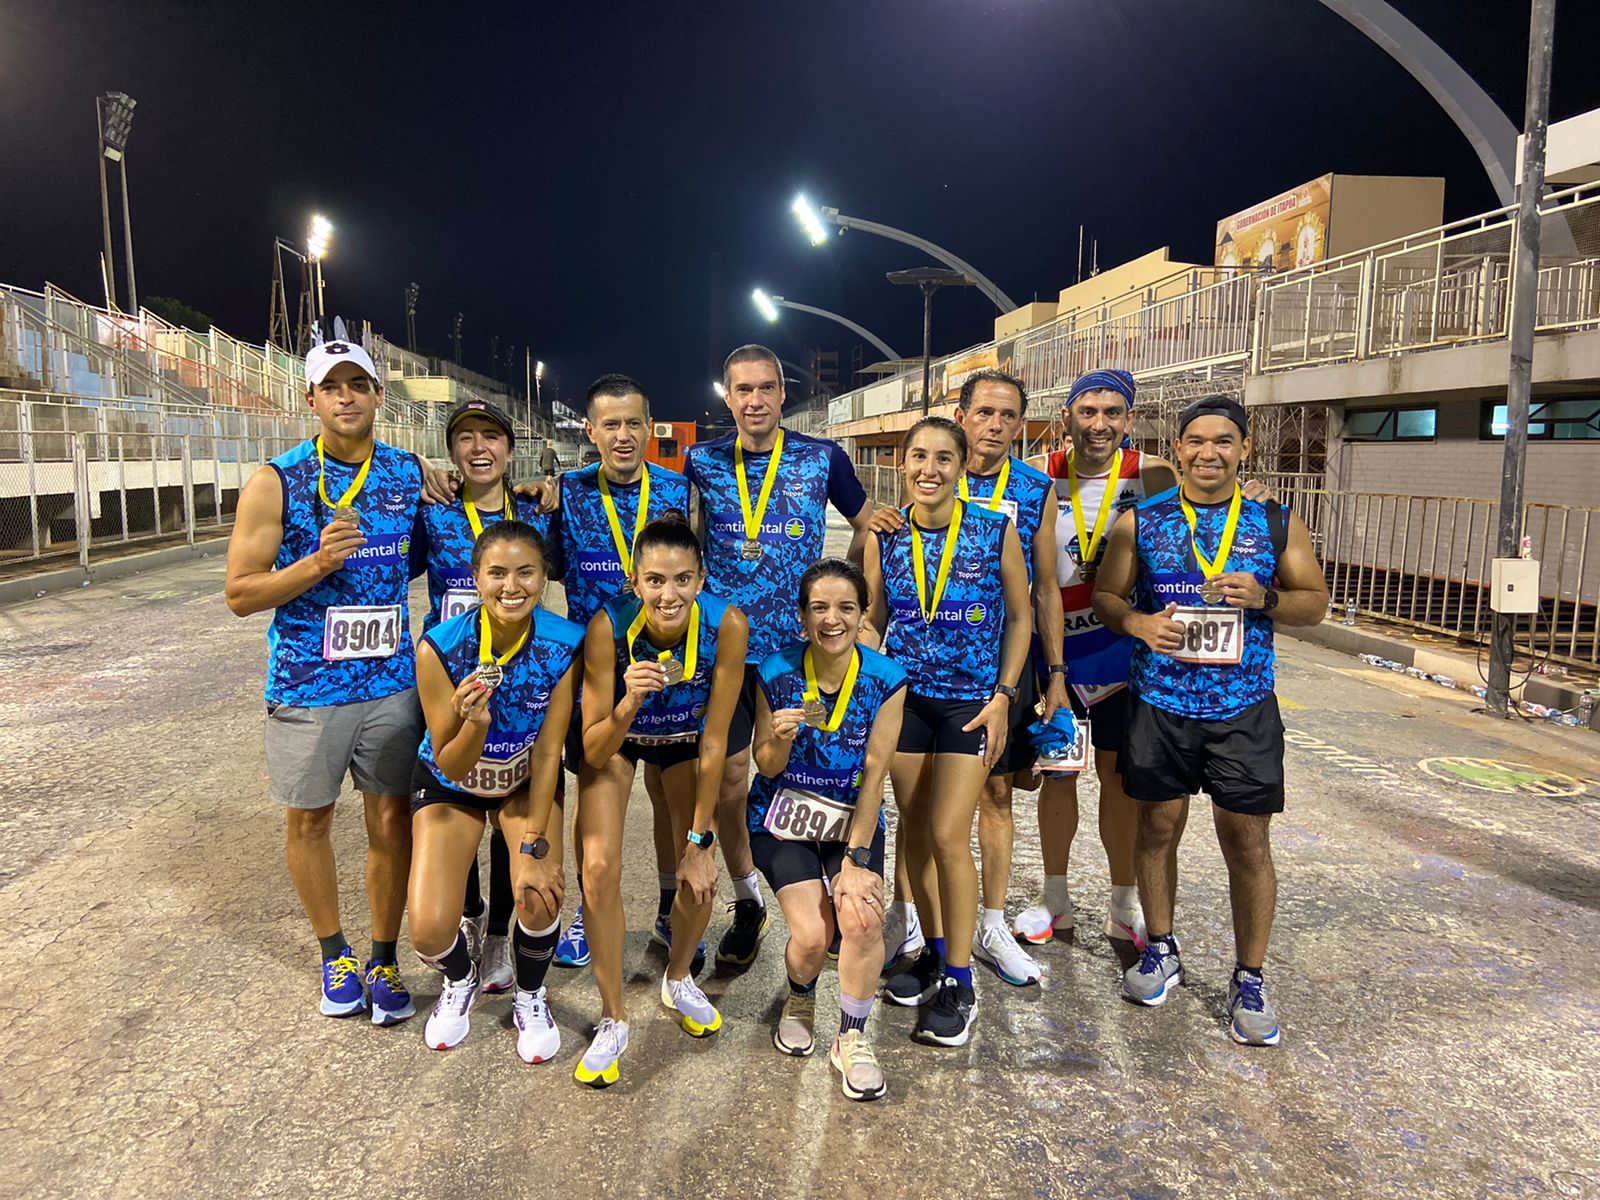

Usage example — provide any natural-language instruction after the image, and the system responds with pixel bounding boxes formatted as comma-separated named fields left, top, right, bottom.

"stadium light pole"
left=751, top=287, right=901, bottom=361
left=791, top=194, right=1017, bottom=314
left=887, top=267, right=975, bottom=415
left=306, top=214, right=332, bottom=336
left=96, top=92, right=138, bottom=313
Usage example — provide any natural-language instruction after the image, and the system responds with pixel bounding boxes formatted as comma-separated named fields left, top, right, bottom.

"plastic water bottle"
left=1343, top=599, right=1357, bottom=626
left=1579, top=690, right=1598, bottom=728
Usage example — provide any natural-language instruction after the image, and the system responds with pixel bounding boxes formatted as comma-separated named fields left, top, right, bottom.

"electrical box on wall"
left=1490, top=558, right=1541, bottom=614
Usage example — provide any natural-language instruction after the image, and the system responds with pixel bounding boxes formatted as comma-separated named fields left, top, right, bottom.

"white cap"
left=305, top=340, right=380, bottom=387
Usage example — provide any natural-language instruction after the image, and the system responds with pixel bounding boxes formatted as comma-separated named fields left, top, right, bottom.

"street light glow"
left=535, top=360, right=545, bottom=380
left=307, top=214, right=333, bottom=260
left=791, top=194, right=830, bottom=247
left=752, top=288, right=780, bottom=323
left=713, top=381, right=726, bottom=399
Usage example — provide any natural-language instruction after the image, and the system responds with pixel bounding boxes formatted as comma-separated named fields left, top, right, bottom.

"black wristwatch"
left=1261, top=587, right=1280, bottom=613
left=844, top=845, right=874, bottom=870
left=1047, top=664, right=1070, bottom=677
left=686, top=828, right=716, bottom=849
left=519, top=836, right=550, bottom=860
left=993, top=684, right=1019, bottom=702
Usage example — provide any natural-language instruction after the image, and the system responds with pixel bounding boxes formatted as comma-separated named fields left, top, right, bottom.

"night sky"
left=5, top=0, right=1598, bottom=421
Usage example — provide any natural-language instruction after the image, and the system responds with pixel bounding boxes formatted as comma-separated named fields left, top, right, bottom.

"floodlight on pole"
left=713, top=382, right=726, bottom=399
left=96, top=92, right=139, bottom=313
left=791, top=194, right=831, bottom=247
left=752, top=288, right=901, bottom=362
left=751, top=288, right=781, bottom=323
left=306, top=214, right=332, bottom=334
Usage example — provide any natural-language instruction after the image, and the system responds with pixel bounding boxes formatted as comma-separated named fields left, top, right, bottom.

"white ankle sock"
left=981, top=907, right=1007, bottom=931
left=1109, top=885, right=1138, bottom=912
left=1042, top=874, right=1070, bottom=913
left=733, top=871, right=764, bottom=905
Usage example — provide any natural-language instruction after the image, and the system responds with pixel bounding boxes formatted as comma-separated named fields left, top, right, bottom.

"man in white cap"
left=225, top=340, right=426, bottom=1027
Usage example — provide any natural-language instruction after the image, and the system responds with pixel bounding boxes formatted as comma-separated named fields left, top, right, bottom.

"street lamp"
left=713, top=381, right=726, bottom=399
left=792, top=193, right=1016, bottom=313
left=306, top=214, right=332, bottom=335
left=96, top=92, right=138, bottom=313
left=887, top=267, right=975, bottom=415
left=749, top=288, right=901, bottom=362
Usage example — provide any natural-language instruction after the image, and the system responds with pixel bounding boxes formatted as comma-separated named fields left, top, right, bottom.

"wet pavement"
left=2, top=544, right=1598, bottom=1200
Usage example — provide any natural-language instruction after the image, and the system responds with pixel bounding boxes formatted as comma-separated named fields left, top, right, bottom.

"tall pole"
left=919, top=284, right=934, bottom=416
left=1486, top=0, right=1556, bottom=718
left=119, top=158, right=138, bottom=314
left=96, top=102, right=117, bottom=311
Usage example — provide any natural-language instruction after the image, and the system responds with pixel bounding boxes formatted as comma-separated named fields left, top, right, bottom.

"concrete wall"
left=1055, top=248, right=1203, bottom=313
left=1327, top=175, right=1446, bottom=259
left=994, top=301, right=1057, bottom=341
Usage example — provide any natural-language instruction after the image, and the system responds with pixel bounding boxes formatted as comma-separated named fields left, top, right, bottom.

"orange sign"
left=1215, top=175, right=1331, bottom=271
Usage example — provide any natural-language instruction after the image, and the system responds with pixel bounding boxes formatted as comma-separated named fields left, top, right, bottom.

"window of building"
left=1342, top=404, right=1437, bottom=442
left=1479, top=397, right=1600, bottom=441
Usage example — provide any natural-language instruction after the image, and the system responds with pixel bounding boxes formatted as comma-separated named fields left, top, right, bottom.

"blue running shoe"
left=651, top=913, right=707, bottom=975
left=1122, top=936, right=1183, bottom=1006
left=555, top=904, right=591, bottom=968
left=365, top=959, right=416, bottom=1026
left=320, top=949, right=367, bottom=1017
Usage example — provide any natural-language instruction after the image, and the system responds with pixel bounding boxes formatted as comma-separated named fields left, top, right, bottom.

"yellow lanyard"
left=1179, top=484, right=1243, bottom=576
left=957, top=457, right=1010, bottom=512
left=627, top=599, right=700, bottom=682
left=315, top=436, right=373, bottom=511
left=908, top=500, right=964, bottom=624
left=477, top=605, right=529, bottom=668
left=598, top=467, right=650, bottom=575
left=734, top=430, right=785, bottom=543
left=801, top=646, right=861, bottom=734
left=463, top=484, right=513, bottom=540
left=1066, top=449, right=1122, bottom=570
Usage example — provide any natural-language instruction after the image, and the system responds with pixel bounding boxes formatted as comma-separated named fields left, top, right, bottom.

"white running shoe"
left=1012, top=896, right=1076, bottom=945
left=574, top=1018, right=630, bottom=1088
left=881, top=903, right=925, bottom=972
left=972, top=922, right=1043, bottom=986
left=513, top=986, right=560, bottom=1064
left=1105, top=902, right=1148, bottom=951
left=773, top=992, right=816, bottom=1057
left=661, top=972, right=723, bottom=1037
left=481, top=934, right=515, bottom=994
left=424, top=969, right=480, bottom=1051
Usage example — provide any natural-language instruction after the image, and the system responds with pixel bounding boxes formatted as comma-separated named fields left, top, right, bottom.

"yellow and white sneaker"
left=573, top=1018, right=629, bottom=1088
left=661, top=972, right=723, bottom=1037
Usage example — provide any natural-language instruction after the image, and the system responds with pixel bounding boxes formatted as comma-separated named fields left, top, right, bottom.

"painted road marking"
left=1283, top=728, right=1399, bottom=782
left=1279, top=697, right=1307, bottom=711
left=1419, top=757, right=1591, bottom=797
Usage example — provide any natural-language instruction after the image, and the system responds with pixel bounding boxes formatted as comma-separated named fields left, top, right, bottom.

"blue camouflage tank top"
left=602, top=590, right=736, bottom=739
left=1129, top=487, right=1283, bottom=719
left=961, top=455, right=1051, bottom=585
left=686, top=430, right=867, bottom=660
left=266, top=439, right=422, bottom=707
left=417, top=606, right=584, bottom=796
left=419, top=490, right=559, bottom=631
left=559, top=462, right=691, bottom=630
left=746, top=642, right=907, bottom=835
left=878, top=503, right=1009, bottom=702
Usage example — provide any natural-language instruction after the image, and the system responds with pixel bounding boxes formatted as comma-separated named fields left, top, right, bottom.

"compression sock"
left=513, top=919, right=561, bottom=993
left=839, top=991, right=875, bottom=1035
left=658, top=872, right=677, bottom=919
left=420, top=929, right=474, bottom=982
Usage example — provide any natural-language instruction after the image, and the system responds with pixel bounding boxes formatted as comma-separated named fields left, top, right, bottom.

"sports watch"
left=1261, top=587, right=1280, bottom=612
left=519, top=836, right=550, bottom=860
left=844, top=846, right=874, bottom=870
left=993, top=684, right=1019, bottom=702
left=686, top=828, right=716, bottom=849
left=1047, top=664, right=1070, bottom=677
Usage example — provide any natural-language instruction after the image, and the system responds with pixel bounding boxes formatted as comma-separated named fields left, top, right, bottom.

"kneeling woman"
left=750, top=559, right=905, bottom=1101
left=575, top=514, right=748, bottom=1087
left=866, top=416, right=1031, bottom=1047
left=409, top=520, right=582, bottom=1061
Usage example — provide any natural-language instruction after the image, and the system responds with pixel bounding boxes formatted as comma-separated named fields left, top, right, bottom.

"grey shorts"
left=265, top=689, right=424, bottom=809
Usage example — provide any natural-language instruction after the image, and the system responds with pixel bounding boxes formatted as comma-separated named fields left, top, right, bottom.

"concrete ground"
left=2, top=545, right=1598, bottom=1200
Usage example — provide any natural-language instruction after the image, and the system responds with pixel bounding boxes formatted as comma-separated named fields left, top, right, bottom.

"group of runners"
left=224, top=338, right=1328, bottom=1099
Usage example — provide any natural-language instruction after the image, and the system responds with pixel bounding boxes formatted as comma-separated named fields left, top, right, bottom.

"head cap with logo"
left=1176, top=395, right=1250, bottom=438
left=445, top=398, right=516, bottom=452
left=304, top=340, right=380, bottom=388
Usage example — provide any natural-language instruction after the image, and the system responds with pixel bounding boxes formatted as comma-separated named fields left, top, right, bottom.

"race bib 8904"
left=323, top=605, right=402, bottom=661
left=440, top=589, right=478, bottom=622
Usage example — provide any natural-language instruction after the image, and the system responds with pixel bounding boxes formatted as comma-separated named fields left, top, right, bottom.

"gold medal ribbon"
left=627, top=598, right=700, bottom=682
left=1067, top=449, right=1122, bottom=572
left=909, top=500, right=964, bottom=624
left=1180, top=483, right=1243, bottom=577
left=478, top=604, right=530, bottom=667
left=316, top=435, right=374, bottom=512
left=957, top=457, right=1010, bottom=512
left=801, top=646, right=861, bottom=733
left=464, top=483, right=513, bottom=540
left=598, top=467, right=651, bottom=575
left=735, top=430, right=785, bottom=546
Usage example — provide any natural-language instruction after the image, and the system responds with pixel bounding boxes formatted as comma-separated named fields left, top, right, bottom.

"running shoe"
left=319, top=949, right=367, bottom=1018
left=715, top=898, right=769, bottom=968
left=1104, top=901, right=1148, bottom=951
left=1227, top=969, right=1282, bottom=1047
left=651, top=913, right=707, bottom=975
left=555, top=904, right=590, bottom=968
left=1012, top=896, right=1075, bottom=945
left=829, top=1030, right=887, bottom=1102
left=773, top=993, right=816, bottom=1057
left=1122, top=936, right=1183, bottom=1006
left=881, top=903, right=925, bottom=971
left=972, top=923, right=1043, bottom=986
left=513, top=986, right=561, bottom=1064
left=912, top=976, right=977, bottom=1047
left=480, top=934, right=514, bottom=994
left=424, top=969, right=481, bottom=1050
left=883, top=945, right=942, bottom=1007
left=574, top=1018, right=630, bottom=1088
left=364, top=960, right=415, bottom=1026
left=661, top=972, right=723, bottom=1037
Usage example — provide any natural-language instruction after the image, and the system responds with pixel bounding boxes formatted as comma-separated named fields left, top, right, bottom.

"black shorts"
left=1067, top=685, right=1133, bottom=756
left=751, top=825, right=887, bottom=893
left=896, top=691, right=986, bottom=757
left=990, top=661, right=1041, bottom=778
left=563, top=673, right=753, bottom=775
left=410, top=758, right=518, bottom=815
left=727, top=663, right=758, bottom=758
left=1120, top=694, right=1285, bottom=815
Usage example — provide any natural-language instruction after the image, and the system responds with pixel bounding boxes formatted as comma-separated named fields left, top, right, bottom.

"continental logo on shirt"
left=481, top=736, right=533, bottom=758
left=341, top=533, right=408, bottom=565
left=890, top=599, right=990, bottom=626
left=783, top=518, right=805, bottom=540
left=965, top=603, right=987, bottom=625
left=709, top=515, right=808, bottom=540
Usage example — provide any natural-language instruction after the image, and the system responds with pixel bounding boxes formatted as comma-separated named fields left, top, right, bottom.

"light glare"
left=751, top=288, right=781, bottom=323
left=791, top=194, right=830, bottom=247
